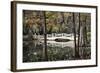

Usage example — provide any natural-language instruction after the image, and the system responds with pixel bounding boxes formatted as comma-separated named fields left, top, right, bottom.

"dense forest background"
left=23, top=10, right=91, bottom=62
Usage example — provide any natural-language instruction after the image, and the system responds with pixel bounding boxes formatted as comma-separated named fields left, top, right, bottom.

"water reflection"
left=23, top=40, right=91, bottom=62
left=23, top=40, right=44, bottom=62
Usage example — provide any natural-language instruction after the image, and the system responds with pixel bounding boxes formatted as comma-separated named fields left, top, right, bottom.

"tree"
left=73, top=13, right=80, bottom=58
left=42, top=11, right=48, bottom=61
left=77, top=13, right=80, bottom=58
left=80, top=14, right=88, bottom=47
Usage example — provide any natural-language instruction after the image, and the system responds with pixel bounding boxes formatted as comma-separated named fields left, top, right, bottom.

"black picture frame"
left=11, top=1, right=98, bottom=72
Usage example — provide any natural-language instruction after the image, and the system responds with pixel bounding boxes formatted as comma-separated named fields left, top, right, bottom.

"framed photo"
left=11, top=1, right=98, bottom=72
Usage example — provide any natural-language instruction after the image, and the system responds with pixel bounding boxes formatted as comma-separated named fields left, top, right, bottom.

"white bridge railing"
left=47, top=33, right=74, bottom=37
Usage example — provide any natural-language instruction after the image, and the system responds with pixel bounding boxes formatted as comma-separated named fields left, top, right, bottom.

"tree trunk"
left=77, top=13, right=80, bottom=57
left=84, top=16, right=88, bottom=46
left=80, top=16, right=87, bottom=47
left=73, top=13, right=80, bottom=58
left=42, top=11, right=48, bottom=61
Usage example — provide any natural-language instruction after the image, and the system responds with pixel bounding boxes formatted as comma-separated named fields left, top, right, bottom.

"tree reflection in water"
left=23, top=40, right=91, bottom=62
